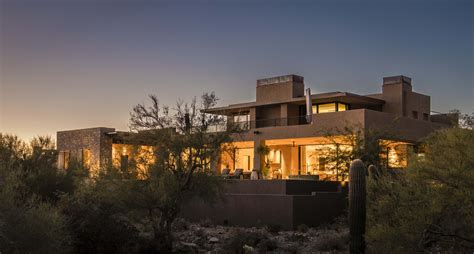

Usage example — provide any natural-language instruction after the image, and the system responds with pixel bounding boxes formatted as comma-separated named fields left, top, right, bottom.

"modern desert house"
left=56, top=74, right=457, bottom=228
left=57, top=74, right=457, bottom=179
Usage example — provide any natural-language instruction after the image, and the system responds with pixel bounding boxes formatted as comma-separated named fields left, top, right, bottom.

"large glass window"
left=235, top=148, right=254, bottom=171
left=234, top=114, right=249, bottom=123
left=233, top=114, right=250, bottom=130
left=318, top=103, right=337, bottom=113
left=301, top=144, right=352, bottom=180
left=312, top=102, right=348, bottom=114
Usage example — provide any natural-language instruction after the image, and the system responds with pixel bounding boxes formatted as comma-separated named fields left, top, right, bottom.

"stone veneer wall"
left=57, top=127, right=115, bottom=174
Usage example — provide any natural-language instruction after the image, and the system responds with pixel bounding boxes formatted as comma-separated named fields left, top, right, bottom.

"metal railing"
left=206, top=115, right=310, bottom=133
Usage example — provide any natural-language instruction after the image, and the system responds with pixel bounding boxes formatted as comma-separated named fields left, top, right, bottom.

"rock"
left=209, top=237, right=219, bottom=243
left=175, top=242, right=199, bottom=253
left=181, top=242, right=198, bottom=248
left=243, top=244, right=256, bottom=253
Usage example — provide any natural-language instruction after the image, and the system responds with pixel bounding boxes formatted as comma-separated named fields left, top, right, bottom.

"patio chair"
left=232, top=168, right=244, bottom=179
left=221, top=168, right=231, bottom=179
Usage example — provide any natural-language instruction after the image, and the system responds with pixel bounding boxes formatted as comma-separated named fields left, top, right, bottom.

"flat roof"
left=206, top=91, right=385, bottom=115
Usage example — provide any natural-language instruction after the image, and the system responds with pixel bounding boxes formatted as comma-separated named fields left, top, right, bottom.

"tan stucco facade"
left=207, top=74, right=457, bottom=177
left=56, top=74, right=457, bottom=179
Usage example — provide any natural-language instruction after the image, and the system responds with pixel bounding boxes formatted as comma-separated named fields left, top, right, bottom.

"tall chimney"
left=256, top=74, right=304, bottom=103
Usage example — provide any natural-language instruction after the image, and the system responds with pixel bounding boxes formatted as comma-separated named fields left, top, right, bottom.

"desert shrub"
left=310, top=229, right=348, bottom=251
left=280, top=243, right=300, bottom=254
left=297, top=224, right=309, bottom=233
left=0, top=134, right=72, bottom=253
left=264, top=223, right=282, bottom=234
left=172, top=218, right=190, bottom=231
left=367, top=127, right=474, bottom=253
left=0, top=134, right=81, bottom=203
left=59, top=181, right=140, bottom=254
left=285, top=232, right=309, bottom=242
left=0, top=172, right=71, bottom=253
left=257, top=237, right=278, bottom=252
left=225, top=229, right=272, bottom=254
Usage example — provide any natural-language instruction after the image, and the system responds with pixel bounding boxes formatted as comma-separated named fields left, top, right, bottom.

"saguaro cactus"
left=349, top=159, right=367, bottom=254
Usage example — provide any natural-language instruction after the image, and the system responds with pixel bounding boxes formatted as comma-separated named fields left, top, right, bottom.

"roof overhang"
left=205, top=92, right=385, bottom=115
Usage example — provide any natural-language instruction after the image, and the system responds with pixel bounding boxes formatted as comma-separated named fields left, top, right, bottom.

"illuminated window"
left=235, top=148, right=254, bottom=171
left=383, top=143, right=409, bottom=169
left=267, top=149, right=281, bottom=164
left=58, top=151, right=70, bottom=170
left=338, top=103, right=348, bottom=112
left=82, top=149, right=91, bottom=168
left=312, top=103, right=349, bottom=114
left=318, top=103, right=337, bottom=113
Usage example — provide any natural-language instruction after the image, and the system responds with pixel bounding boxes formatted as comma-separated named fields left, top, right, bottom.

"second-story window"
left=312, top=102, right=348, bottom=114
left=338, top=103, right=348, bottom=111
left=234, top=114, right=249, bottom=123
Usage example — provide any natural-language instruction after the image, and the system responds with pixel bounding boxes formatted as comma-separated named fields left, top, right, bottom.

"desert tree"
left=320, top=124, right=399, bottom=181
left=366, top=127, right=474, bottom=252
left=114, top=92, right=239, bottom=252
left=0, top=134, right=72, bottom=253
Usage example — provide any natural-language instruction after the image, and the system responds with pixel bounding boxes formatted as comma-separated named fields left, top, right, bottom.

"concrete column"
left=249, top=108, right=257, bottom=129
left=280, top=104, right=288, bottom=126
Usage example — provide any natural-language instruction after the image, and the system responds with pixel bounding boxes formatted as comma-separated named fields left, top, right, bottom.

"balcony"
left=206, top=115, right=310, bottom=133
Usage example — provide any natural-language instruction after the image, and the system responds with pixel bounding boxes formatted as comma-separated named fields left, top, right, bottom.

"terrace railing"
left=206, top=115, right=310, bottom=133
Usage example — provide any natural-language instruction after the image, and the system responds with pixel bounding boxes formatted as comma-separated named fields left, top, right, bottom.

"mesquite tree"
left=124, top=92, right=238, bottom=252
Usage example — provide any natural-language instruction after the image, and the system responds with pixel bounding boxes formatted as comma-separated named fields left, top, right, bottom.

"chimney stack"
left=256, top=74, right=304, bottom=103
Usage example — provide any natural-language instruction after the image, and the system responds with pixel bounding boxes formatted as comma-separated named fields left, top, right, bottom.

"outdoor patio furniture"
left=221, top=168, right=231, bottom=179
left=232, top=168, right=244, bottom=179
left=272, top=169, right=282, bottom=179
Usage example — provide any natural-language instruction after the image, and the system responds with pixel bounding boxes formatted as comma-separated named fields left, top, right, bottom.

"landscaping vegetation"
left=0, top=101, right=472, bottom=252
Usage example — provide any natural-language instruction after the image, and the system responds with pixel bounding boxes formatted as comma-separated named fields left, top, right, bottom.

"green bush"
left=367, top=127, right=474, bottom=253
left=59, top=181, right=140, bottom=254
left=0, top=172, right=71, bottom=253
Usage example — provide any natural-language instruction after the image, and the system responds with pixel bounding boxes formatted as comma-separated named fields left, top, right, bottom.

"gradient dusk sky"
left=1, top=0, right=473, bottom=141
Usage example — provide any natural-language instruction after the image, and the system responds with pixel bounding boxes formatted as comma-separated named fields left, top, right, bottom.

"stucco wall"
left=405, top=91, right=430, bottom=120
left=180, top=180, right=347, bottom=229
left=232, top=108, right=450, bottom=144
left=233, top=109, right=366, bottom=142
left=364, top=109, right=450, bottom=142
left=256, top=75, right=304, bottom=104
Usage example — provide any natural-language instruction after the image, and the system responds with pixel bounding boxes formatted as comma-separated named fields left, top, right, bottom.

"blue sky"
left=1, top=0, right=472, bottom=140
